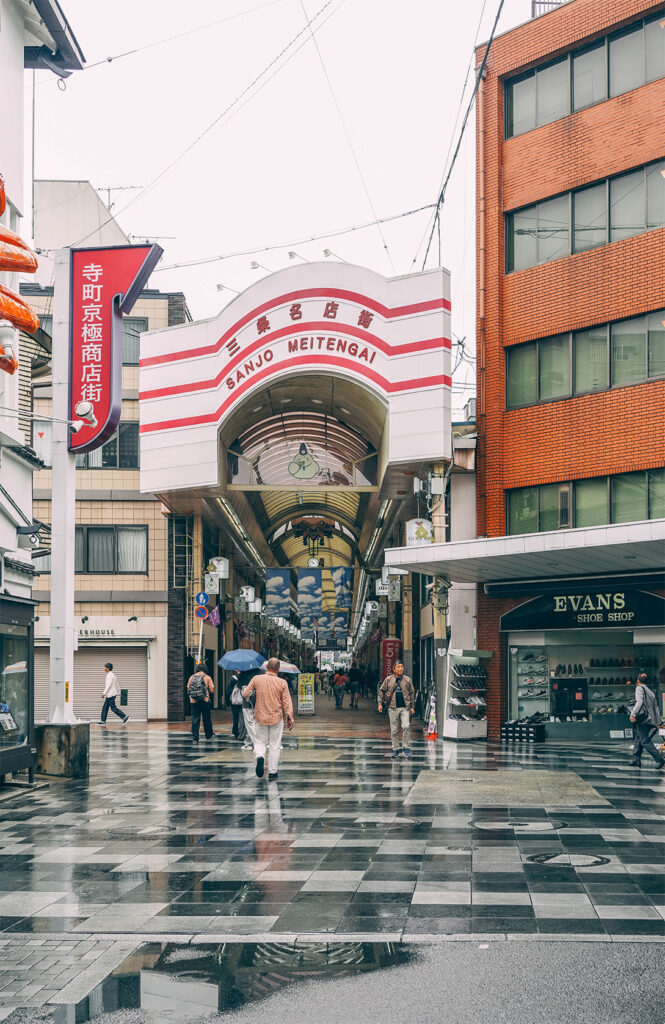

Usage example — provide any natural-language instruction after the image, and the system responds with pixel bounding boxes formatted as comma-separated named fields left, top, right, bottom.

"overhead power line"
left=418, top=0, right=507, bottom=271
left=68, top=0, right=349, bottom=249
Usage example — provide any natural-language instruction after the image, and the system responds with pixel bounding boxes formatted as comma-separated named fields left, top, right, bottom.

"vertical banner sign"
left=381, top=637, right=402, bottom=683
left=265, top=569, right=291, bottom=619
left=297, top=568, right=322, bottom=641
left=69, top=244, right=162, bottom=454
left=331, top=567, right=353, bottom=609
left=297, top=673, right=315, bottom=715
left=317, top=611, right=331, bottom=649
left=332, top=610, right=348, bottom=650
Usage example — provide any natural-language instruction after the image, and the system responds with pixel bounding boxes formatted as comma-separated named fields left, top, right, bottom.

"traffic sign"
left=195, top=592, right=209, bottom=606
left=194, top=605, right=208, bottom=619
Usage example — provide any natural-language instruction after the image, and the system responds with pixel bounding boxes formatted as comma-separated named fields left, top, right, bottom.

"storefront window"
left=508, top=487, right=538, bottom=534
left=574, top=477, right=608, bottom=527
left=611, top=472, right=647, bottom=522
left=539, top=334, right=570, bottom=400
left=0, top=624, right=29, bottom=748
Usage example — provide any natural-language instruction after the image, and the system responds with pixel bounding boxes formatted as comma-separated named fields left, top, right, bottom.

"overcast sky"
left=31, top=0, right=533, bottom=413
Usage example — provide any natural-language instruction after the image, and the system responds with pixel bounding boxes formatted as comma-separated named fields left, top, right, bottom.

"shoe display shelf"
left=443, top=649, right=490, bottom=741
left=515, top=649, right=549, bottom=721
left=501, top=721, right=546, bottom=743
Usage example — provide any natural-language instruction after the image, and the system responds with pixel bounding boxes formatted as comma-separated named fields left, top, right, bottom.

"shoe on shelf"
left=256, top=756, right=265, bottom=778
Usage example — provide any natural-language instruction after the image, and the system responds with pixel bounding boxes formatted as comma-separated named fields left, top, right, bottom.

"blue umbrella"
left=218, top=649, right=266, bottom=671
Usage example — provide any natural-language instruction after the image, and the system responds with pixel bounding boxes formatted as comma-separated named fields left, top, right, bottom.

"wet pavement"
left=0, top=699, right=663, bottom=1017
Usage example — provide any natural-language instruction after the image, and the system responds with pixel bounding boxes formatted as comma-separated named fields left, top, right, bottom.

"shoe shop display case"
left=506, top=638, right=662, bottom=741
left=443, top=649, right=491, bottom=741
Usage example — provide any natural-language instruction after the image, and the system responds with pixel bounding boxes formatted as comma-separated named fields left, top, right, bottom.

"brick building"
left=387, top=0, right=665, bottom=742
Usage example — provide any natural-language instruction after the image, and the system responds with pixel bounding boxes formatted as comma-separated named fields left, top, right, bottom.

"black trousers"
left=191, top=701, right=213, bottom=740
left=101, top=697, right=126, bottom=723
left=633, top=722, right=663, bottom=764
left=231, top=704, right=246, bottom=740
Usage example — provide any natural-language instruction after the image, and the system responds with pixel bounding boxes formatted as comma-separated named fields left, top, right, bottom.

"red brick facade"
left=475, top=0, right=665, bottom=739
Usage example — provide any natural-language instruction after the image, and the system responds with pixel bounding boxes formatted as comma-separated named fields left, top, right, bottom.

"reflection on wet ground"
left=5, top=941, right=413, bottom=1023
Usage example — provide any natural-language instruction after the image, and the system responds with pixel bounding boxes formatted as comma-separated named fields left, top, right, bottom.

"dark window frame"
left=505, top=11, right=665, bottom=140
left=74, top=524, right=149, bottom=575
left=75, top=423, right=140, bottom=469
left=505, top=470, right=663, bottom=534
left=121, top=317, right=148, bottom=366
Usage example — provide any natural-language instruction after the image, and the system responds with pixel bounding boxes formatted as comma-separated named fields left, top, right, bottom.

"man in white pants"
left=243, top=658, right=294, bottom=781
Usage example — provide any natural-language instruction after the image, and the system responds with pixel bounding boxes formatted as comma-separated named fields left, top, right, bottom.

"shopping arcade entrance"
left=138, top=262, right=452, bottom=714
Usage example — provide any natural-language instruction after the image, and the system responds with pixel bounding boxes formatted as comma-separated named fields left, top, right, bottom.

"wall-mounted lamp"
left=81, top=616, right=88, bottom=624
left=128, top=615, right=138, bottom=622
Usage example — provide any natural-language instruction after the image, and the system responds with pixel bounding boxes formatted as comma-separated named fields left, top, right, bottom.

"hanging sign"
left=297, top=672, right=315, bottom=715
left=388, top=579, right=401, bottom=602
left=375, top=580, right=389, bottom=596
left=69, top=244, right=162, bottom=454
left=204, top=574, right=220, bottom=594
left=406, top=518, right=434, bottom=545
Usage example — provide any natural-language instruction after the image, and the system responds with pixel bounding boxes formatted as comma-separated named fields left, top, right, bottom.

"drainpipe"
left=477, top=61, right=488, bottom=538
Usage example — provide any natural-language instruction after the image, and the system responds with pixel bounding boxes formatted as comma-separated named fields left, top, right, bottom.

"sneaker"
left=97, top=720, right=107, bottom=725
left=392, top=749, right=402, bottom=758
left=402, top=747, right=412, bottom=758
left=629, top=760, right=641, bottom=767
left=192, top=737, right=199, bottom=744
left=242, top=743, right=253, bottom=750
left=123, top=716, right=130, bottom=724
left=256, top=756, right=265, bottom=778
left=268, top=773, right=279, bottom=781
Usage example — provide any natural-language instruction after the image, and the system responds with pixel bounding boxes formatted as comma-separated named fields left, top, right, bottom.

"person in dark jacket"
left=630, top=673, right=664, bottom=768
left=226, top=672, right=246, bottom=741
left=378, top=662, right=415, bottom=758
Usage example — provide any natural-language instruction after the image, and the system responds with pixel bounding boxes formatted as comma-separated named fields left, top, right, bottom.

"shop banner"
left=331, top=567, right=353, bottom=609
left=297, top=568, right=322, bottom=638
left=266, top=569, right=291, bottom=619
left=69, top=244, right=162, bottom=454
left=297, top=673, right=315, bottom=715
left=500, top=589, right=665, bottom=632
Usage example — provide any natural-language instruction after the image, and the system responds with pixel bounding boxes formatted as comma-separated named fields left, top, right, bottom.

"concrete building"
left=388, top=0, right=665, bottom=742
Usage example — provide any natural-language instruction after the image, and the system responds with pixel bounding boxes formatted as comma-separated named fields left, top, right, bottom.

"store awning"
left=385, top=518, right=665, bottom=584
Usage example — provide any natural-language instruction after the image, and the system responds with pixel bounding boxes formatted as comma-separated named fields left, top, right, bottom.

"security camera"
left=74, top=401, right=97, bottom=428
left=69, top=420, right=84, bottom=434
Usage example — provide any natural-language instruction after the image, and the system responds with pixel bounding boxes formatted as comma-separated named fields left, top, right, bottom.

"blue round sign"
left=195, top=592, right=209, bottom=606
left=194, top=605, right=208, bottom=619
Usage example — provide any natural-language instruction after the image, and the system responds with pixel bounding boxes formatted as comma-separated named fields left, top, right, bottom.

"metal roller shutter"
left=34, top=649, right=50, bottom=723
left=32, top=646, right=148, bottom=723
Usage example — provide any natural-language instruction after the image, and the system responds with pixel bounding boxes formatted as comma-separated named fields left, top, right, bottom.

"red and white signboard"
left=381, top=637, right=402, bottom=682
left=69, top=244, right=162, bottom=453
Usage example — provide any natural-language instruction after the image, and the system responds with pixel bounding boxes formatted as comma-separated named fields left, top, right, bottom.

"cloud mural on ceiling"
left=265, top=569, right=291, bottom=619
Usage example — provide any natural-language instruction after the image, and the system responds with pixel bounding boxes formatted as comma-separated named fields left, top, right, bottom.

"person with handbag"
left=227, top=672, right=246, bottom=742
left=629, top=672, right=664, bottom=769
left=378, top=661, right=415, bottom=759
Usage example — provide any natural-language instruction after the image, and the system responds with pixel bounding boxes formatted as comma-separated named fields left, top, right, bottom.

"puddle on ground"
left=6, top=942, right=413, bottom=1023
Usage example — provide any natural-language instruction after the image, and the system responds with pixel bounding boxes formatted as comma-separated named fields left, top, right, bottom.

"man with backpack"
left=378, top=661, right=415, bottom=758
left=629, top=672, right=664, bottom=769
left=187, top=661, right=215, bottom=744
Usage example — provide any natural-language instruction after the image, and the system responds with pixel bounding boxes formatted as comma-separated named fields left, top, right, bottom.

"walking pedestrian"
left=333, top=668, right=347, bottom=709
left=187, top=661, right=215, bottom=744
left=378, top=661, right=415, bottom=758
left=348, top=661, right=362, bottom=710
left=243, top=657, right=294, bottom=781
left=227, top=672, right=246, bottom=741
left=99, top=662, right=130, bottom=725
left=629, top=672, right=664, bottom=769
left=241, top=683, right=257, bottom=752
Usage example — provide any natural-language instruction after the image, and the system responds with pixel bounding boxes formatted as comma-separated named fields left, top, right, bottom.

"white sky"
left=30, top=0, right=533, bottom=414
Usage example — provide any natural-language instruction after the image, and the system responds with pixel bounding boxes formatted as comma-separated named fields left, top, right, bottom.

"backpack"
left=188, top=672, right=208, bottom=703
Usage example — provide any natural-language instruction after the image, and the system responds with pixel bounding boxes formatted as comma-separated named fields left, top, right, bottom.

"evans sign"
left=501, top=590, right=665, bottom=631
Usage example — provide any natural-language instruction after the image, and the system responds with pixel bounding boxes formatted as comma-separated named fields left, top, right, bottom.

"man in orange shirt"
left=243, top=657, right=294, bottom=781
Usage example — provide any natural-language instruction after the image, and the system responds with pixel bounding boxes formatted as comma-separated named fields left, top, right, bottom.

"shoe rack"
left=443, top=649, right=490, bottom=741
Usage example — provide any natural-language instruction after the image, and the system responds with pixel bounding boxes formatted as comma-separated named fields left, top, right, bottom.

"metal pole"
left=197, top=619, right=204, bottom=663
left=49, top=248, right=77, bottom=723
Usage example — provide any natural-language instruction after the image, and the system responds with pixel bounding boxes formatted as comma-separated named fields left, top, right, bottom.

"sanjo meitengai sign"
left=500, top=590, right=665, bottom=631
left=138, top=263, right=452, bottom=495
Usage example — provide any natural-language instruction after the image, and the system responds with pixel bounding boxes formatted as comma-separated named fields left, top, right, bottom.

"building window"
left=506, top=159, right=665, bottom=273
left=507, top=471, right=663, bottom=533
left=38, top=314, right=53, bottom=337
left=506, top=14, right=665, bottom=139
left=122, top=317, right=147, bottom=365
left=75, top=423, right=139, bottom=469
left=538, top=333, right=570, bottom=401
left=506, top=342, right=537, bottom=407
left=573, top=182, right=607, bottom=252
left=75, top=525, right=148, bottom=573
left=648, top=310, right=665, bottom=378
left=572, top=41, right=607, bottom=111
left=573, top=324, right=608, bottom=395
